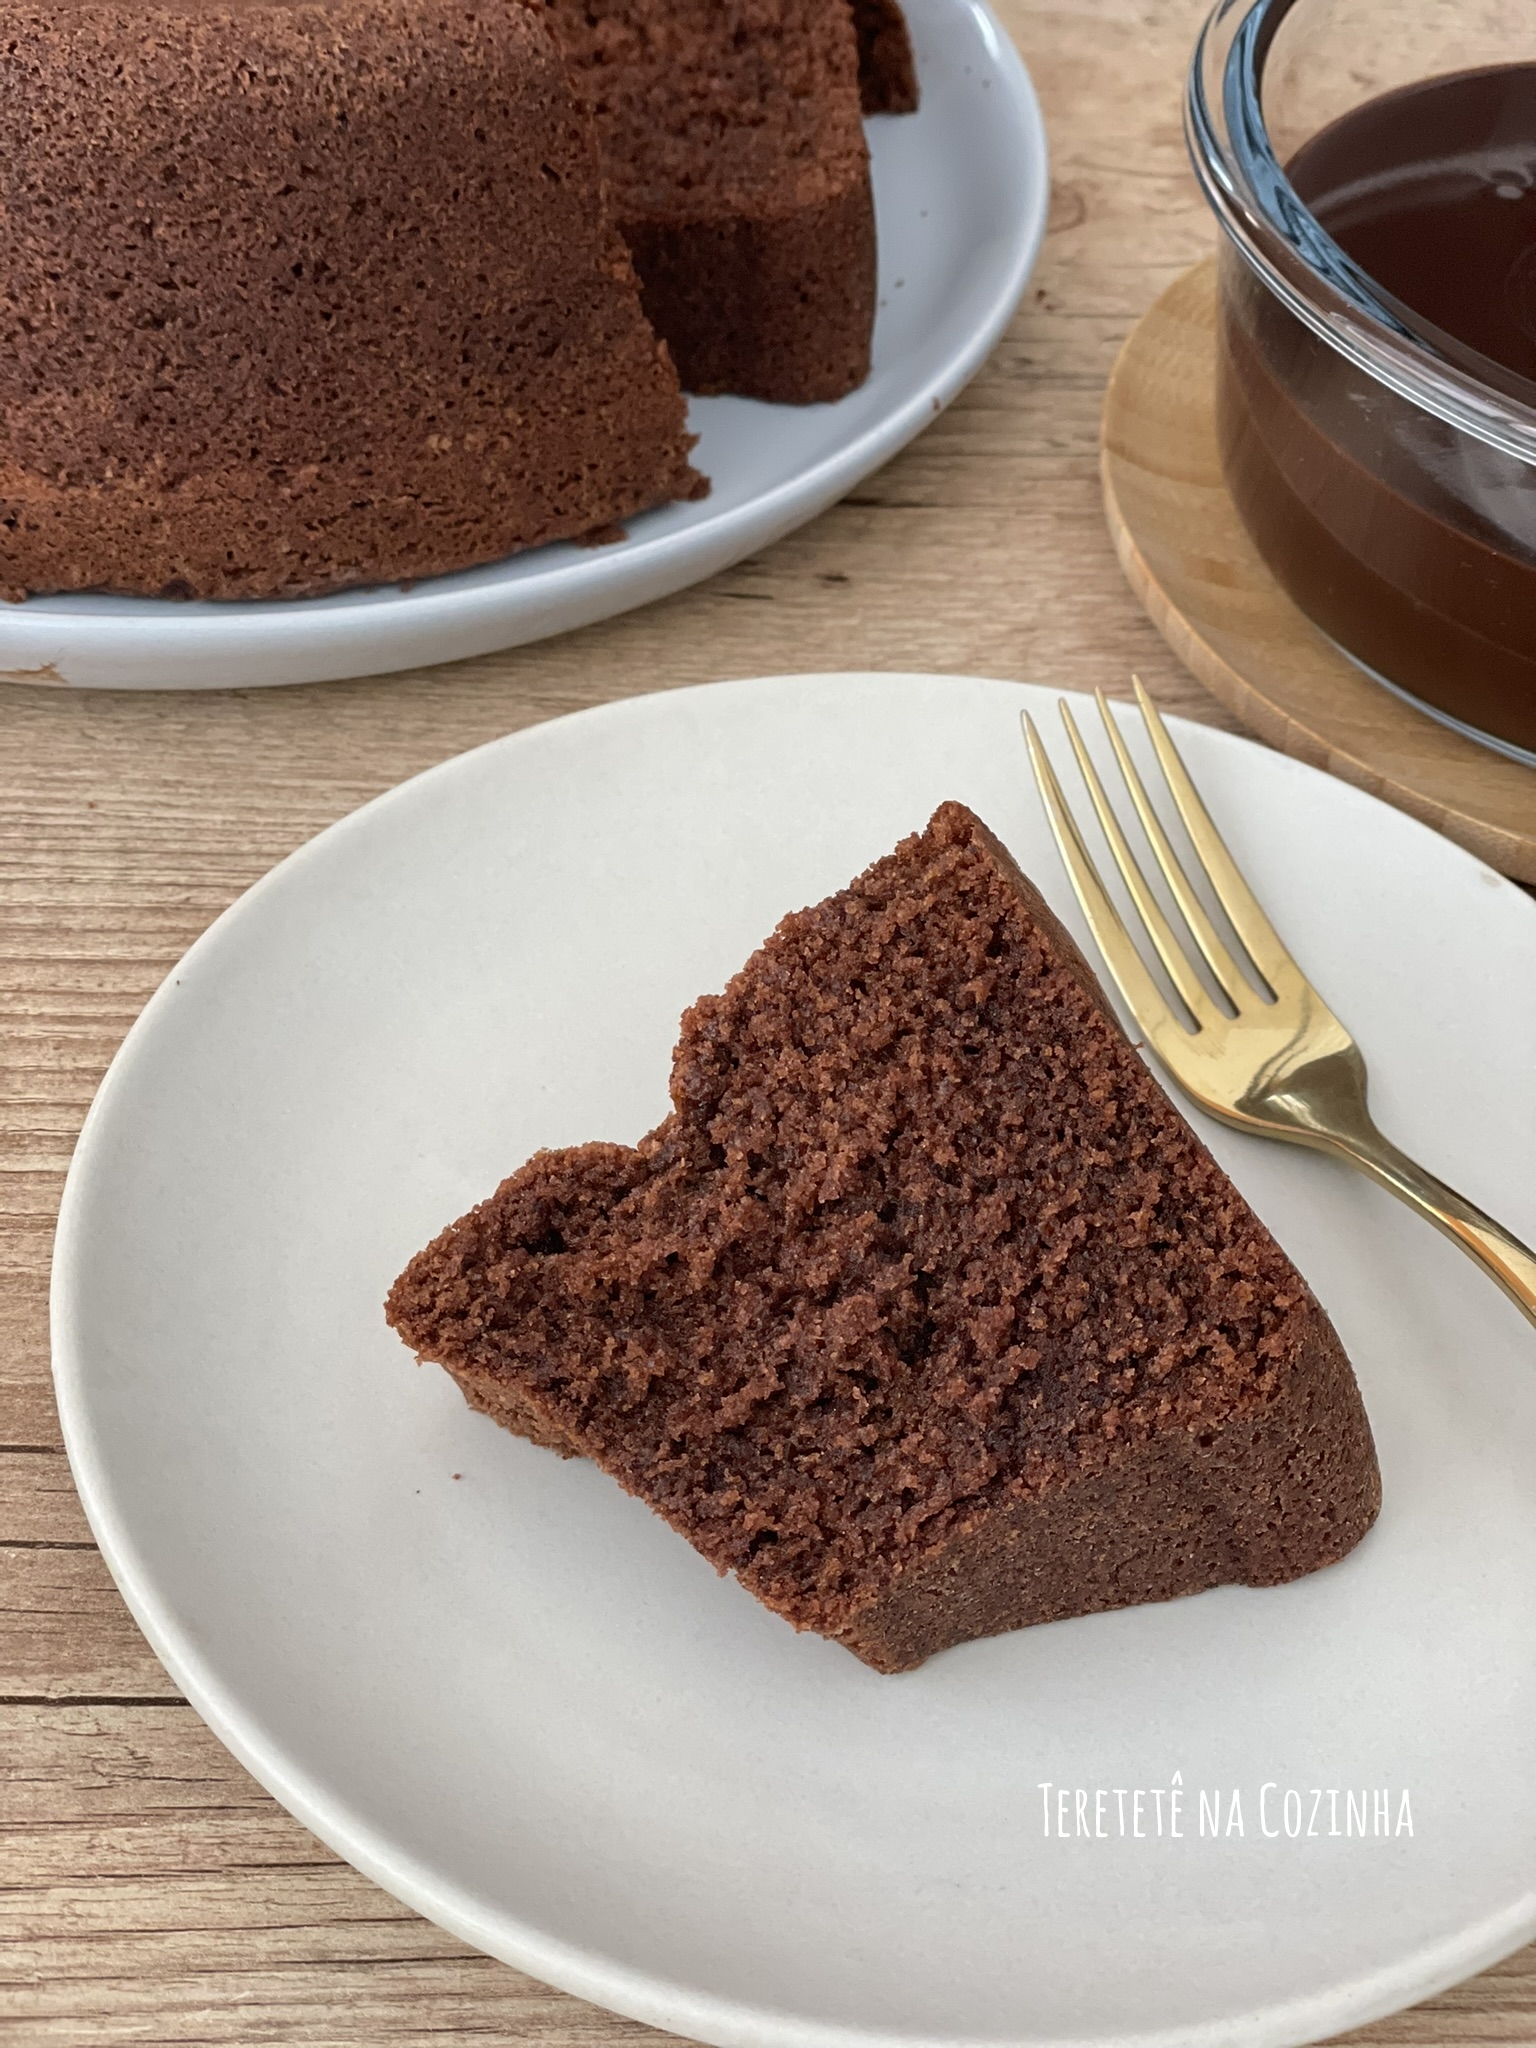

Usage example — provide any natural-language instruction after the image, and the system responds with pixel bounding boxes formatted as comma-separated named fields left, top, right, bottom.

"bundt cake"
left=387, top=803, right=1381, bottom=1673
left=543, top=0, right=882, bottom=402
left=0, top=0, right=704, bottom=601
left=0, top=0, right=918, bottom=600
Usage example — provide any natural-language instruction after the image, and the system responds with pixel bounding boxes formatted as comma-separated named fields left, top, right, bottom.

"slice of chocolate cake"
left=541, top=0, right=880, bottom=402
left=388, top=803, right=1380, bottom=1672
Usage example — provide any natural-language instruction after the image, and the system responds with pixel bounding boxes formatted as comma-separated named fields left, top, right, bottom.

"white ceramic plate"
left=0, top=1, right=1045, bottom=693
left=53, top=674, right=1536, bottom=2048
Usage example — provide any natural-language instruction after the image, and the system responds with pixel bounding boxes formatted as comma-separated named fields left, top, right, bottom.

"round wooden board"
left=1100, top=258, right=1536, bottom=883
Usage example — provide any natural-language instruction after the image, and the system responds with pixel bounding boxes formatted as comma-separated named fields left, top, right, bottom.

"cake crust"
left=388, top=803, right=1380, bottom=1669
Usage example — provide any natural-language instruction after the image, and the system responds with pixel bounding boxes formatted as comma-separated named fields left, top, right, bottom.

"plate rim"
left=0, top=0, right=1049, bottom=690
left=49, top=672, right=1536, bottom=2048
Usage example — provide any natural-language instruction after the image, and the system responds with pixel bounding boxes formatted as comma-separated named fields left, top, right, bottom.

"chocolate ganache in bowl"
left=1187, top=0, right=1536, bottom=764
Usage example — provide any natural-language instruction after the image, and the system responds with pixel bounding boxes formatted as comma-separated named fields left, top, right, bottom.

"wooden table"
left=3, top=2, right=1533, bottom=2039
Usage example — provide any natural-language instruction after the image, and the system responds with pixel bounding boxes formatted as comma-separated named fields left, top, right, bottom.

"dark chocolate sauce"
left=1217, top=67, right=1536, bottom=758
left=1292, top=64, right=1536, bottom=391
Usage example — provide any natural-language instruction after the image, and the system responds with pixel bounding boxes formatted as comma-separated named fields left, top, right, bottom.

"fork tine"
left=1055, top=700, right=1221, bottom=1026
left=1021, top=713, right=1188, bottom=1043
left=1093, top=690, right=1250, bottom=1007
left=1132, top=677, right=1298, bottom=994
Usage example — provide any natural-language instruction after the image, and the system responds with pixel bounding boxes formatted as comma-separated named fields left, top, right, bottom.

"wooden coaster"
left=1101, top=258, right=1536, bottom=883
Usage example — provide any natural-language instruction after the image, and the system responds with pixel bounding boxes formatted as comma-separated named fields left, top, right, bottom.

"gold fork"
left=1022, top=678, right=1536, bottom=1329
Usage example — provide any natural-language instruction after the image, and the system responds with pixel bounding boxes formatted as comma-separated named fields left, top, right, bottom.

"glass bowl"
left=1186, top=0, right=1536, bottom=766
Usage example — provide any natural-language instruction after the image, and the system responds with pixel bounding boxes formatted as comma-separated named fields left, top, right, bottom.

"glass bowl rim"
left=1184, top=0, right=1536, bottom=467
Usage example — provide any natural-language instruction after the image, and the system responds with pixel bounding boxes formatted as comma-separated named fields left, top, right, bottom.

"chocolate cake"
left=0, top=0, right=702, bottom=601
left=389, top=804, right=1381, bottom=1672
left=543, top=0, right=881, bottom=402
left=852, top=0, right=920, bottom=116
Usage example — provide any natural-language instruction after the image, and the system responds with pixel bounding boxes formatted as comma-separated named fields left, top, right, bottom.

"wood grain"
left=2, top=1, right=1532, bottom=2041
left=1101, top=260, right=1536, bottom=881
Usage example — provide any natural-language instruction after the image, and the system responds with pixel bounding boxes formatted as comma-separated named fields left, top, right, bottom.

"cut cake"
left=0, top=0, right=918, bottom=598
left=543, top=0, right=881, bottom=402
left=387, top=803, right=1381, bottom=1671
left=0, top=0, right=703, bottom=601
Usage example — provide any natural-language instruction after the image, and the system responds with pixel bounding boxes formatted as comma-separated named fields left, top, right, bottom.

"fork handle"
left=1324, top=1122, right=1536, bottom=1330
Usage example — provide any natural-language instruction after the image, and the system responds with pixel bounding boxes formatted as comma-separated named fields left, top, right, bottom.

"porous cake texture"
left=388, top=804, right=1380, bottom=1672
left=0, top=0, right=701, bottom=600
left=543, top=0, right=879, bottom=402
